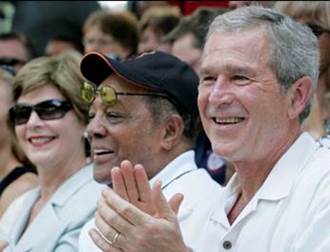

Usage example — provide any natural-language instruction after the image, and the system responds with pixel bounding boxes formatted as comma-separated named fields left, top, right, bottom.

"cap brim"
left=80, top=52, right=121, bottom=86
left=80, top=52, right=162, bottom=92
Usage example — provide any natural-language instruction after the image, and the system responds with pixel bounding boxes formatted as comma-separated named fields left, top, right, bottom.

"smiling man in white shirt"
left=78, top=50, right=221, bottom=251
left=91, top=6, right=330, bottom=252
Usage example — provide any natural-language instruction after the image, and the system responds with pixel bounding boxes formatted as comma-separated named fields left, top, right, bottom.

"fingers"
left=96, top=197, right=131, bottom=235
left=152, top=180, right=183, bottom=220
left=111, top=166, right=129, bottom=201
left=110, top=161, right=156, bottom=215
left=168, top=193, right=184, bottom=215
left=102, top=188, right=150, bottom=226
left=89, top=228, right=122, bottom=252
left=134, top=164, right=152, bottom=203
left=120, top=160, right=140, bottom=203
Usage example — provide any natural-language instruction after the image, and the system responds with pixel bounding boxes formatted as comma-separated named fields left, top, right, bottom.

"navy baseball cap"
left=80, top=50, right=199, bottom=120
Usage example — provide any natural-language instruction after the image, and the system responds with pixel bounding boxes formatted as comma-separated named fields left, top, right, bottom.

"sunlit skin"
left=14, top=85, right=86, bottom=183
left=84, top=25, right=130, bottom=59
left=198, top=28, right=310, bottom=198
left=86, top=75, right=170, bottom=184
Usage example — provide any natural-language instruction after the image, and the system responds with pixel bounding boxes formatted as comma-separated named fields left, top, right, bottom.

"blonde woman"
left=0, top=51, right=103, bottom=251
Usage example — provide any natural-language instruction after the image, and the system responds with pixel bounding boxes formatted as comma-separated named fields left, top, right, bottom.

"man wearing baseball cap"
left=78, top=50, right=220, bottom=251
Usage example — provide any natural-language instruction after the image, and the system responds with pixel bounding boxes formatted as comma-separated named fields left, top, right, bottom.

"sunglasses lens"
left=81, top=82, right=118, bottom=105
left=35, top=100, right=71, bottom=120
left=9, top=100, right=72, bottom=126
left=10, top=106, right=32, bottom=125
left=100, top=86, right=117, bottom=105
left=81, top=82, right=96, bottom=103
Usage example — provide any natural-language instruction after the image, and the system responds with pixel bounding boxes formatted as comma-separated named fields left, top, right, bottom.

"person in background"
left=91, top=6, right=330, bottom=252
left=138, top=6, right=181, bottom=53
left=0, top=50, right=103, bottom=251
left=77, top=50, right=220, bottom=251
left=45, top=34, right=84, bottom=56
left=83, top=10, right=139, bottom=61
left=164, top=7, right=233, bottom=185
left=11, top=1, right=100, bottom=56
left=0, top=67, right=38, bottom=218
left=127, top=1, right=171, bottom=20
left=0, top=32, right=35, bottom=72
left=165, top=7, right=225, bottom=74
left=274, top=1, right=330, bottom=148
left=229, top=1, right=276, bottom=9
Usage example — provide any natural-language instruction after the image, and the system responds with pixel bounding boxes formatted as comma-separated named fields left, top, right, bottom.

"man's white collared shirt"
left=78, top=151, right=221, bottom=251
left=195, top=133, right=330, bottom=252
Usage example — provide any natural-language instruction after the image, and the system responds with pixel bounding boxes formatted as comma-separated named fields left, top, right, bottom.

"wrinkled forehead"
left=204, top=27, right=269, bottom=53
left=201, top=30, right=271, bottom=70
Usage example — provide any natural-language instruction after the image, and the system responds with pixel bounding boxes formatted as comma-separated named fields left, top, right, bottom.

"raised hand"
left=111, top=160, right=156, bottom=215
left=89, top=160, right=188, bottom=252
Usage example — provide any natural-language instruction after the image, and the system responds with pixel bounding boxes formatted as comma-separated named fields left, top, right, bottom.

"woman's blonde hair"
left=11, top=50, right=89, bottom=125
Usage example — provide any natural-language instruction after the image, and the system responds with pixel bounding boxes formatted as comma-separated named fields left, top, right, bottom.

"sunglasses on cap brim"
left=80, top=81, right=169, bottom=105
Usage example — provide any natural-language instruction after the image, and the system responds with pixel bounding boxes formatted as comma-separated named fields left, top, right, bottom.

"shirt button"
left=223, top=240, right=232, bottom=249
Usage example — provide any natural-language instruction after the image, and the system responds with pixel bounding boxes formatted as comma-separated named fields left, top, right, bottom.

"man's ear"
left=160, top=114, right=184, bottom=151
left=287, top=76, right=313, bottom=120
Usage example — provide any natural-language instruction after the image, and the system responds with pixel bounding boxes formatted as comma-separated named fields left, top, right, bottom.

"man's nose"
left=208, top=77, right=234, bottom=105
left=86, top=115, right=108, bottom=139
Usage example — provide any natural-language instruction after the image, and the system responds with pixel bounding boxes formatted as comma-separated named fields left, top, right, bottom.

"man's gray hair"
left=206, top=6, right=320, bottom=122
left=144, top=96, right=196, bottom=143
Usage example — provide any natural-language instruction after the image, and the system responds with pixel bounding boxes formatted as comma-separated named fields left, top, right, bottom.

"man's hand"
left=0, top=240, right=8, bottom=251
left=111, top=160, right=156, bottom=215
left=89, top=160, right=188, bottom=252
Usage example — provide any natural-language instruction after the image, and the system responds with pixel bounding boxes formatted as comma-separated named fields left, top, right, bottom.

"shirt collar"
left=212, top=132, right=319, bottom=227
left=50, top=163, right=94, bottom=206
left=224, top=132, right=319, bottom=202
left=149, top=150, right=197, bottom=188
left=255, top=132, right=319, bottom=200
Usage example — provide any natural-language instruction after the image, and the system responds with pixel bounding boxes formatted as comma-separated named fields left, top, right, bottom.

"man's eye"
left=232, top=75, right=250, bottom=85
left=88, top=113, right=95, bottom=121
left=106, top=112, right=120, bottom=118
left=233, top=75, right=248, bottom=80
left=105, top=112, right=123, bottom=123
left=200, top=76, right=216, bottom=85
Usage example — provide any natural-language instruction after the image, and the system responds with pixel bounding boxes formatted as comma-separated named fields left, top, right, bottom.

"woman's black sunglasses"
left=9, top=99, right=72, bottom=126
